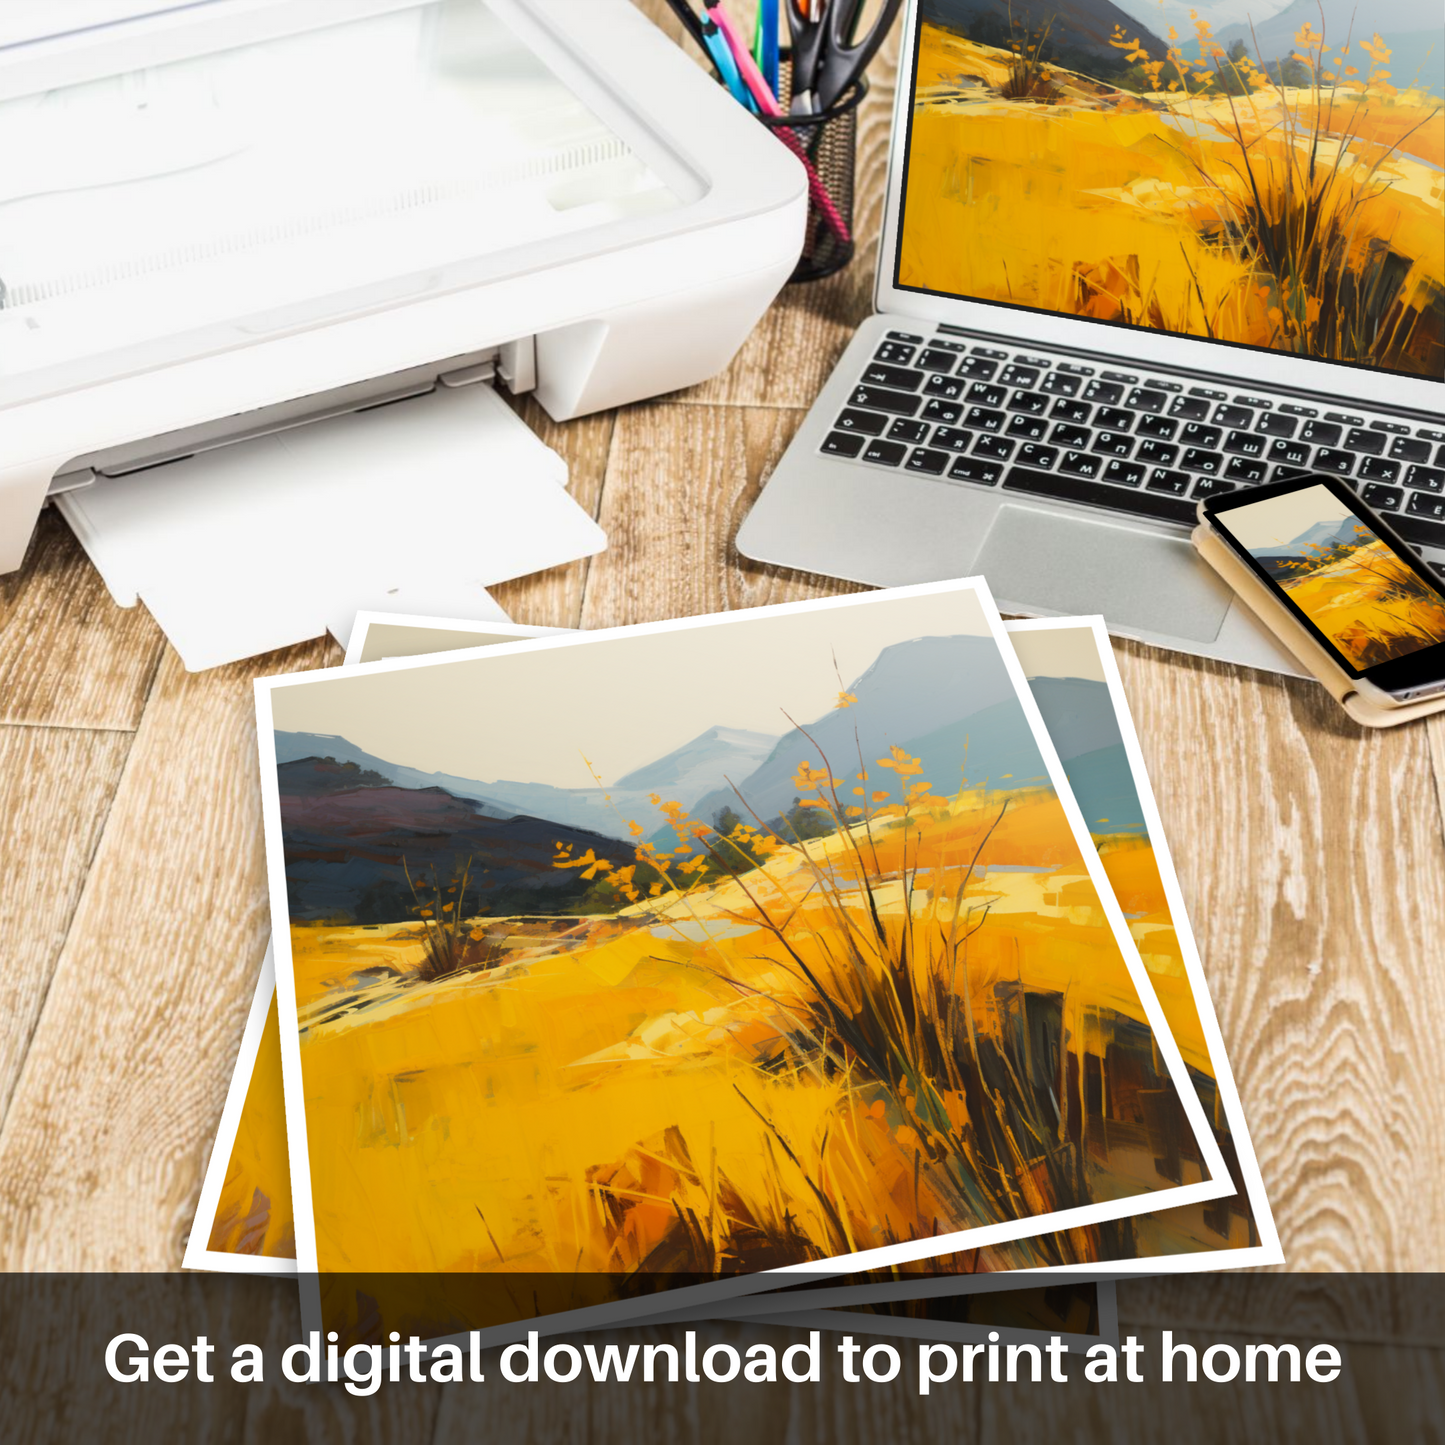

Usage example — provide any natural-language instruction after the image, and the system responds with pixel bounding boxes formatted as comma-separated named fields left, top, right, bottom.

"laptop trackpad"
left=975, top=505, right=1233, bottom=643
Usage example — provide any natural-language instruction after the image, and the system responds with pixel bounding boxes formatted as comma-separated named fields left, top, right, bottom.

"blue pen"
left=759, top=0, right=780, bottom=97
left=700, top=14, right=756, bottom=110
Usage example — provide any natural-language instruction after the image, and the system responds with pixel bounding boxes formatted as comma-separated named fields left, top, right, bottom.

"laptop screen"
left=894, top=1, right=1444, bottom=382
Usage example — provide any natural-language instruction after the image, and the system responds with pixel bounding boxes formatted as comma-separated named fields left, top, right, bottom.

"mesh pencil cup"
left=759, top=66, right=867, bottom=284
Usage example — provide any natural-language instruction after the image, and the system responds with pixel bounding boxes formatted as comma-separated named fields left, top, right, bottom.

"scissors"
left=785, top=0, right=903, bottom=113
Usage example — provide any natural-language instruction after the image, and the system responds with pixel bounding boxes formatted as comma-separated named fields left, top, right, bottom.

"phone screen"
left=1206, top=477, right=1445, bottom=692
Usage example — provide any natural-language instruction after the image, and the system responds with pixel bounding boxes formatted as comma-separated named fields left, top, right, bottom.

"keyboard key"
left=1040, top=372, right=1081, bottom=397
left=1103, top=459, right=1145, bottom=487
left=1145, top=378, right=1182, bottom=393
left=1406, top=465, right=1445, bottom=493
left=1181, top=448, right=1224, bottom=474
left=1325, top=411, right=1364, bottom=426
left=861, top=438, right=907, bottom=466
left=1224, top=456, right=1267, bottom=483
left=1268, top=438, right=1311, bottom=467
left=886, top=330, right=924, bottom=343
left=1421, top=428, right=1445, bottom=443
left=1136, top=440, right=1179, bottom=467
left=1234, top=395, right=1271, bottom=409
left=906, top=447, right=951, bottom=475
left=1361, top=483, right=1403, bottom=511
left=1257, top=413, right=1298, bottom=437
left=1017, top=444, right=1059, bottom=469
left=924, top=374, right=966, bottom=400
left=887, top=418, right=932, bottom=444
left=862, top=363, right=925, bottom=390
left=1358, top=456, right=1400, bottom=483
left=1279, top=403, right=1317, bottom=417
left=1006, top=414, right=1048, bottom=441
left=1395, top=513, right=1445, bottom=550
left=1223, top=430, right=1266, bottom=458
left=922, top=398, right=963, bottom=424
left=970, top=346, right=1008, bottom=359
left=1437, top=445, right=1445, bottom=466
left=835, top=408, right=889, bottom=436
left=1407, top=491, right=1445, bottom=521
left=874, top=341, right=917, bottom=365
left=1314, top=448, right=1355, bottom=475
left=964, top=406, right=1006, bottom=432
left=1169, top=396, right=1212, bottom=421
left=1390, top=436, right=1432, bottom=463
left=1369, top=419, right=1409, bottom=434
left=967, top=382, right=1008, bottom=407
left=1193, top=476, right=1237, bottom=498
left=916, top=348, right=958, bottom=373
left=1188, top=385, right=1228, bottom=400
left=948, top=456, right=1003, bottom=485
left=1004, top=466, right=1197, bottom=524
left=850, top=384, right=921, bottom=417
left=1215, top=404, right=1254, bottom=429
left=1126, top=388, right=1167, bottom=413
left=973, top=435, right=1015, bottom=461
left=1101, top=370, right=1138, bottom=384
left=1060, top=450, right=1103, bottom=478
left=1180, top=423, right=1222, bottom=448
left=1136, top=414, right=1178, bottom=440
left=1057, top=362, right=1094, bottom=375
left=1300, top=420, right=1341, bottom=446
left=930, top=427, right=974, bottom=452
left=1344, top=428, right=1384, bottom=456
left=1008, top=390, right=1050, bottom=415
left=998, top=364, right=1040, bottom=388
left=1095, top=406, right=1134, bottom=432
left=821, top=431, right=865, bottom=457
left=1148, top=468, right=1192, bottom=494
left=1050, top=398, right=1092, bottom=424
left=932, top=339, right=969, bottom=352
left=1083, top=380, right=1123, bottom=404
left=1051, top=423, right=1091, bottom=449
left=957, top=356, right=999, bottom=380
left=1092, top=432, right=1134, bottom=457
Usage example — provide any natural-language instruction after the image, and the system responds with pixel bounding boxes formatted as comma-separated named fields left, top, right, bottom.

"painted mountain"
left=277, top=633, right=1140, bottom=921
left=1026, top=676, right=1144, bottom=834
left=1246, top=516, right=1364, bottom=577
left=274, top=724, right=776, bottom=842
left=922, top=0, right=1169, bottom=65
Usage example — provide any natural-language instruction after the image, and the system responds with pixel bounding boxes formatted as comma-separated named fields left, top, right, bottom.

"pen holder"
left=759, top=66, right=867, bottom=284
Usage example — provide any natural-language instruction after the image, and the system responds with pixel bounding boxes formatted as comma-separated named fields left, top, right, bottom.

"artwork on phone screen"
left=900, top=0, right=1444, bottom=379
left=1227, top=482, right=1445, bottom=665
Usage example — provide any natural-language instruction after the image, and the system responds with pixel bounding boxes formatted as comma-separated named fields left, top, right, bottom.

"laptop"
left=737, top=0, right=1445, bottom=673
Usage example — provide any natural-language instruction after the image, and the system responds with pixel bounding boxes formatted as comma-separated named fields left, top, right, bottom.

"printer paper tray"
left=56, top=384, right=604, bottom=671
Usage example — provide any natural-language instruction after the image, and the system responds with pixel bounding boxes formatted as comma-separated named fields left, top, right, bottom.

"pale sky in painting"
left=269, top=589, right=997, bottom=788
left=1007, top=624, right=1108, bottom=684
left=1218, top=484, right=1358, bottom=551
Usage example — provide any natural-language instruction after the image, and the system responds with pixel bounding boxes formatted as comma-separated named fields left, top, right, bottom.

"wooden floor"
left=1, top=6, right=1443, bottom=1439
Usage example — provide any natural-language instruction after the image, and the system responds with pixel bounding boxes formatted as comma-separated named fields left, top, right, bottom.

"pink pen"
left=706, top=2, right=853, bottom=248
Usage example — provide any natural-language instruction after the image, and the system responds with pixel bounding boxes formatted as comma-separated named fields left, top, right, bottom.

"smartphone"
left=1199, top=473, right=1445, bottom=706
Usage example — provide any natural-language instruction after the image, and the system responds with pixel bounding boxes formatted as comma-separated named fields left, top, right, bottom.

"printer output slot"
left=46, top=337, right=539, bottom=496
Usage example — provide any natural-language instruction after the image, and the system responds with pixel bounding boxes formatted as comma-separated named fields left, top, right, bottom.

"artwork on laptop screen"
left=1222, top=481, right=1445, bottom=664
left=898, top=0, right=1445, bottom=379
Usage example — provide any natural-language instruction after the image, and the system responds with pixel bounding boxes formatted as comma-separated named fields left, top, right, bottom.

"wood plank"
left=1108, top=638, right=1445, bottom=1271
left=489, top=398, right=614, bottom=631
left=430, top=1321, right=980, bottom=1445
left=0, top=726, right=133, bottom=1126
left=579, top=403, right=865, bottom=630
left=983, top=1323, right=1425, bottom=1444
left=0, top=639, right=336, bottom=1269
left=0, top=509, right=165, bottom=730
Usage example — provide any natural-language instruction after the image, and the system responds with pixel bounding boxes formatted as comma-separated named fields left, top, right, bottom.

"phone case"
left=1192, top=523, right=1445, bottom=728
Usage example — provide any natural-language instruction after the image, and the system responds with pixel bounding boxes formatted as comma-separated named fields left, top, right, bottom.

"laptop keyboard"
left=822, top=330, right=1445, bottom=563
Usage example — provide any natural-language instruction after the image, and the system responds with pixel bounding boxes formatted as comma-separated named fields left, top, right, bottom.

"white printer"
left=0, top=0, right=806, bottom=661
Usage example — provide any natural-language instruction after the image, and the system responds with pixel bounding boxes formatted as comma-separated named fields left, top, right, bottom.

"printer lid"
left=0, top=0, right=721, bottom=411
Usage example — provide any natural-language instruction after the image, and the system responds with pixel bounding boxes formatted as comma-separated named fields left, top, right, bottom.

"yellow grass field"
left=901, top=22, right=1444, bottom=375
left=1280, top=533, right=1445, bottom=666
